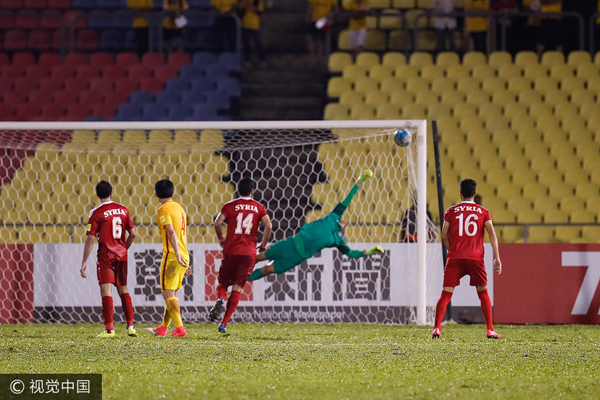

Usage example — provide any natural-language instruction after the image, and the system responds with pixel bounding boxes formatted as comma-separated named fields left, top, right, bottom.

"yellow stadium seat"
left=517, top=90, right=543, bottom=105
left=545, top=209, right=570, bottom=224
left=354, top=77, right=380, bottom=92
left=537, top=169, right=563, bottom=185
left=554, top=226, right=582, bottom=243
left=536, top=115, right=563, bottom=132
left=507, top=197, right=532, bottom=213
left=491, top=91, right=517, bottom=106
left=328, top=52, right=352, bottom=73
left=471, top=64, right=495, bottom=80
left=343, top=64, right=369, bottom=80
left=389, top=91, right=415, bottom=105
left=575, top=64, right=600, bottom=79
left=401, top=104, right=426, bottom=119
left=122, top=129, right=146, bottom=144
left=548, top=183, right=575, bottom=199
left=575, top=141, right=600, bottom=158
left=584, top=157, right=600, bottom=171
left=486, top=168, right=511, bottom=185
left=496, top=64, right=522, bottom=81
left=485, top=115, right=511, bottom=130
left=544, top=89, right=571, bottom=104
left=523, top=64, right=549, bottom=80
left=587, top=76, right=600, bottom=92
left=338, top=30, right=351, bottom=51
left=492, top=209, right=516, bottom=223
left=71, top=130, right=95, bottom=144
left=414, top=91, right=439, bottom=106
left=512, top=169, right=537, bottom=184
left=554, top=102, right=579, bottom=119
left=370, top=0, right=392, bottom=8
left=405, top=77, right=429, bottom=92
left=392, top=0, right=414, bottom=8
left=478, top=103, right=503, bottom=118
left=148, top=130, right=172, bottom=145
left=581, top=227, right=600, bottom=243
left=488, top=51, right=512, bottom=67
left=466, top=90, right=492, bottom=105
left=522, top=183, right=548, bottom=199
left=555, top=155, right=582, bottom=172
left=472, top=141, right=497, bottom=159
left=496, top=141, right=523, bottom=158
left=534, top=197, right=559, bottom=214
left=496, top=182, right=521, bottom=199
left=561, top=115, right=586, bottom=131
left=324, top=103, right=350, bottom=120
left=518, top=210, right=544, bottom=224
left=439, top=128, right=465, bottom=145
left=339, top=91, right=365, bottom=106
left=511, top=116, right=536, bottom=132
left=365, top=30, right=387, bottom=51
left=427, top=103, right=452, bottom=119
left=527, top=226, right=555, bottom=243
left=560, top=77, right=585, bottom=94
left=564, top=169, right=590, bottom=186
left=414, top=30, right=437, bottom=51
left=430, top=77, right=455, bottom=93
left=456, top=77, right=481, bottom=92
left=350, top=104, right=376, bottom=120
left=369, top=64, right=394, bottom=81
left=394, top=64, right=419, bottom=79
left=506, top=77, right=532, bottom=92
left=382, top=51, right=406, bottom=67
left=365, top=91, right=389, bottom=106
left=420, top=64, right=445, bottom=81
left=514, top=51, right=538, bottom=66
left=462, top=51, right=486, bottom=66
left=459, top=115, right=484, bottom=131
left=436, top=52, right=460, bottom=67
left=409, top=52, right=433, bottom=67
left=435, top=115, right=460, bottom=130
left=559, top=195, right=586, bottom=214
left=446, top=65, right=470, bottom=80
left=550, top=64, right=575, bottom=80
left=380, top=10, right=403, bottom=29
left=97, top=130, right=121, bottom=144
left=529, top=103, right=554, bottom=119
left=356, top=52, right=380, bottom=68
left=446, top=142, right=472, bottom=158
left=577, top=102, right=599, bottom=119
left=440, top=91, right=465, bottom=105
left=568, top=50, right=591, bottom=66
left=174, top=129, right=199, bottom=145
left=388, top=29, right=410, bottom=51
left=571, top=209, right=595, bottom=224
left=327, top=77, right=353, bottom=98
left=500, top=226, right=524, bottom=243
left=380, top=77, right=404, bottom=93
left=587, top=196, right=600, bottom=213
left=529, top=155, right=555, bottom=172
left=534, top=76, right=559, bottom=93
left=503, top=155, right=529, bottom=172
left=541, top=51, right=565, bottom=66
left=452, top=103, right=477, bottom=118
left=376, top=104, right=401, bottom=119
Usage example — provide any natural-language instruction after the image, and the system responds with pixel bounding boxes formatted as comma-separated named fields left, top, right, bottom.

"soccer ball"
left=394, top=129, right=411, bottom=147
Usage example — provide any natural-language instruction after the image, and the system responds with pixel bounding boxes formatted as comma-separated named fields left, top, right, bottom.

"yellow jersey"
left=212, top=0, right=239, bottom=13
left=346, top=0, right=369, bottom=31
left=309, top=0, right=338, bottom=22
left=128, top=0, right=154, bottom=28
left=541, top=0, right=561, bottom=13
left=157, top=199, right=189, bottom=260
left=242, top=0, right=264, bottom=30
left=466, top=0, right=489, bottom=33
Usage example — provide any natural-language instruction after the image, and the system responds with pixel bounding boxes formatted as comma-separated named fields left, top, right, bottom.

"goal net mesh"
left=0, top=124, right=440, bottom=326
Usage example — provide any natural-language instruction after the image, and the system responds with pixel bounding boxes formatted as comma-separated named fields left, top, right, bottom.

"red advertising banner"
left=0, top=244, right=34, bottom=323
left=495, top=244, right=600, bottom=324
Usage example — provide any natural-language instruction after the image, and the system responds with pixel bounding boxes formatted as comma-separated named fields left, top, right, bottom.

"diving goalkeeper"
left=248, top=169, right=384, bottom=282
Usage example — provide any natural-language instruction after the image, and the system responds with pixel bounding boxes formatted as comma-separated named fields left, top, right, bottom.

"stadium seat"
left=355, top=52, right=380, bottom=68
left=514, top=51, right=538, bottom=66
left=575, top=64, right=599, bottom=80
left=389, top=91, right=415, bottom=105
left=541, top=51, right=564, bottom=66
left=446, top=65, right=470, bottom=80
left=328, top=52, right=352, bottom=74
left=496, top=64, right=522, bottom=81
left=382, top=52, right=406, bottom=67
left=527, top=226, right=554, bottom=243
left=54, top=90, right=79, bottom=105
left=90, top=52, right=113, bottom=66
left=375, top=104, right=401, bottom=119
left=409, top=52, right=433, bottom=67
left=488, top=51, right=512, bottom=68
left=369, top=65, right=394, bottom=82
left=75, top=30, right=99, bottom=51
left=113, top=104, right=143, bottom=121
left=364, top=91, right=388, bottom=106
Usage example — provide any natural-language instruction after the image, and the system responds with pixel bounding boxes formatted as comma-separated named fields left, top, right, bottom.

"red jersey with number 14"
left=86, top=201, right=134, bottom=261
left=444, top=201, right=491, bottom=262
left=219, top=197, right=268, bottom=257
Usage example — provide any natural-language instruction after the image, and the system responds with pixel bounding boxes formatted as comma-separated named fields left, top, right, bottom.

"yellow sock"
left=166, top=297, right=183, bottom=328
left=161, top=307, right=172, bottom=328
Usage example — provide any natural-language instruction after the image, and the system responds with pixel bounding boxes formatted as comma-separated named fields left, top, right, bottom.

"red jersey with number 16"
left=219, top=197, right=268, bottom=257
left=444, top=201, right=491, bottom=262
left=86, top=201, right=134, bottom=261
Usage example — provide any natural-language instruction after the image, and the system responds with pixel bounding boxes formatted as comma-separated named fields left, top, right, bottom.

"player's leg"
left=219, top=256, right=255, bottom=333
left=210, top=256, right=234, bottom=322
left=468, top=259, right=500, bottom=338
left=162, top=262, right=187, bottom=338
left=248, top=261, right=274, bottom=281
left=249, top=237, right=302, bottom=281
left=168, top=286, right=187, bottom=337
left=99, top=282, right=115, bottom=337
left=331, top=169, right=373, bottom=217
left=432, top=259, right=463, bottom=338
left=115, top=260, right=136, bottom=337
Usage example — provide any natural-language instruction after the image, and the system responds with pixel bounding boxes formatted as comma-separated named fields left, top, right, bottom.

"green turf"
left=1, top=323, right=600, bottom=399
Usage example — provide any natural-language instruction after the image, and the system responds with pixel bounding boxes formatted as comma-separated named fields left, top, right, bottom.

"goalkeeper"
left=248, top=169, right=384, bottom=281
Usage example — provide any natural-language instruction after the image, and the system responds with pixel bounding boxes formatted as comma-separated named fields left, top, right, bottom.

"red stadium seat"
left=103, top=65, right=127, bottom=79
left=63, top=78, right=89, bottom=93
left=153, top=65, right=179, bottom=81
left=15, top=13, right=39, bottom=29
left=0, top=65, right=25, bottom=79
left=139, top=78, right=164, bottom=95
left=89, top=78, right=114, bottom=94
left=76, top=65, right=101, bottom=80
left=0, top=104, right=16, bottom=120
left=167, top=52, right=191, bottom=68
left=39, top=15, right=61, bottom=29
left=27, top=90, right=54, bottom=106
left=24, top=0, right=47, bottom=8
left=90, top=52, right=113, bottom=67
left=65, top=104, right=91, bottom=120
left=4, top=30, right=28, bottom=51
left=41, top=103, right=65, bottom=120
left=75, top=30, right=98, bottom=51
left=47, top=0, right=70, bottom=9
left=14, top=104, right=41, bottom=121
left=2, top=91, right=28, bottom=105
left=0, top=78, right=14, bottom=92
left=50, top=65, right=76, bottom=79
left=53, top=91, right=79, bottom=105
left=50, top=30, right=62, bottom=50
left=127, top=65, right=152, bottom=80
left=25, top=65, right=50, bottom=79
left=38, top=78, right=63, bottom=92
left=79, top=91, right=103, bottom=106
left=104, top=90, right=130, bottom=105
left=92, top=103, right=118, bottom=121
left=12, top=52, right=36, bottom=66
left=141, top=52, right=165, bottom=67
left=0, top=16, right=15, bottom=30
left=115, top=52, right=139, bottom=67
left=0, top=0, right=24, bottom=9
left=114, top=78, right=139, bottom=93
left=0, top=53, right=9, bottom=67
left=65, top=10, right=86, bottom=29
left=14, top=78, right=38, bottom=93
left=27, top=30, right=52, bottom=51
left=38, top=52, right=62, bottom=67
left=64, top=52, right=88, bottom=67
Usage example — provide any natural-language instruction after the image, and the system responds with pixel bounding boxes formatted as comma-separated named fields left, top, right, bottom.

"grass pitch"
left=1, top=323, right=600, bottom=399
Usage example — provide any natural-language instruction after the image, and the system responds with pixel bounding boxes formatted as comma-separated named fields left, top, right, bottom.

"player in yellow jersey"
left=148, top=179, right=192, bottom=338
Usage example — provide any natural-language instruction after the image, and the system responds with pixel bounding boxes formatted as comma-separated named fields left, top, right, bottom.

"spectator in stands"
left=490, top=0, right=518, bottom=52
left=400, top=194, right=435, bottom=243
left=345, top=0, right=370, bottom=58
left=534, top=0, right=563, bottom=55
left=465, top=0, right=490, bottom=53
left=240, top=0, right=267, bottom=68
left=212, top=0, right=239, bottom=52
left=128, top=0, right=155, bottom=56
left=307, top=0, right=338, bottom=66
left=430, top=0, right=458, bottom=52
left=474, top=194, right=482, bottom=205
left=163, top=0, right=189, bottom=52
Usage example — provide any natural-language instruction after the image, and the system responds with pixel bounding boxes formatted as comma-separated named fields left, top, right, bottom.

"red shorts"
left=443, top=258, right=487, bottom=287
left=97, top=256, right=128, bottom=287
left=219, top=254, right=256, bottom=288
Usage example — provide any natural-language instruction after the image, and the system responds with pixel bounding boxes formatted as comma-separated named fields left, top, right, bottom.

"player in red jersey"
left=432, top=178, right=502, bottom=340
left=81, top=181, right=137, bottom=338
left=209, top=178, right=272, bottom=333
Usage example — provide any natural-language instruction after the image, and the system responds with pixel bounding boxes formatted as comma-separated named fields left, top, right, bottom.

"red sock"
left=216, top=284, right=227, bottom=300
left=222, top=290, right=241, bottom=326
left=101, top=296, right=114, bottom=332
left=477, top=289, right=494, bottom=331
left=120, top=293, right=134, bottom=327
left=434, top=291, right=453, bottom=330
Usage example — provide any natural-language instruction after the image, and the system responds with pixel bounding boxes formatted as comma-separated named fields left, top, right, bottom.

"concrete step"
left=242, top=82, right=325, bottom=97
left=263, top=31, right=307, bottom=53
left=243, top=68, right=327, bottom=84
left=261, top=12, right=307, bottom=31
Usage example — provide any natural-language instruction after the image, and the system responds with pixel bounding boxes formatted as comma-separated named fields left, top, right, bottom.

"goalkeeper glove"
left=358, top=169, right=373, bottom=183
left=366, top=245, right=384, bottom=256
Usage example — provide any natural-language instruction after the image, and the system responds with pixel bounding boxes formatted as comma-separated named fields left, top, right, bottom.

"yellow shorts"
left=160, top=253, right=189, bottom=291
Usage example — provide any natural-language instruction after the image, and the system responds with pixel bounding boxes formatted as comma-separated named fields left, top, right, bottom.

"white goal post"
left=0, top=120, right=435, bottom=326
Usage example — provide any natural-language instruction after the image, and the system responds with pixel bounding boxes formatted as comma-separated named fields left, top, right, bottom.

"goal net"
left=0, top=121, right=440, bottom=326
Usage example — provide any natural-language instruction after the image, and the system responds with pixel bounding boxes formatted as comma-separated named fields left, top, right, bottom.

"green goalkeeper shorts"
left=264, top=236, right=306, bottom=274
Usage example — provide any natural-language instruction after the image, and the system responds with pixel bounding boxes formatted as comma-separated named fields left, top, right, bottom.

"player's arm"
left=484, top=220, right=502, bottom=274
left=125, top=227, right=137, bottom=249
left=336, top=242, right=383, bottom=258
left=80, top=235, right=95, bottom=278
left=441, top=220, right=450, bottom=249
left=259, top=214, right=273, bottom=253
left=214, top=212, right=227, bottom=248
left=165, top=224, right=188, bottom=267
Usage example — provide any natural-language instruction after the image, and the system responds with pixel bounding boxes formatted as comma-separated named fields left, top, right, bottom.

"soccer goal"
left=0, top=120, right=441, bottom=326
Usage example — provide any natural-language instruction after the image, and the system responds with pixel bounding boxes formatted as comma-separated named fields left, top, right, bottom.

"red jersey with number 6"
left=219, top=197, right=268, bottom=257
left=86, top=201, right=134, bottom=261
left=444, top=201, right=491, bottom=261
